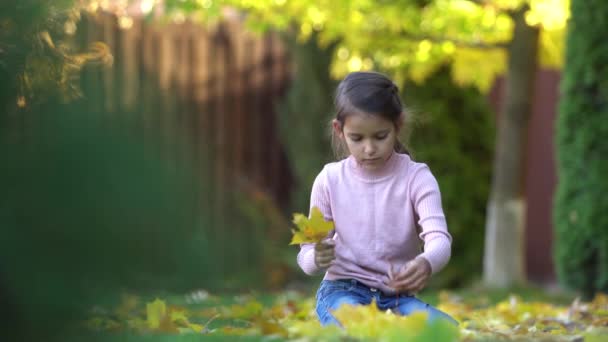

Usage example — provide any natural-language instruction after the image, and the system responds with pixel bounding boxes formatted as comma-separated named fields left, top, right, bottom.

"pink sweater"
left=297, top=152, right=452, bottom=294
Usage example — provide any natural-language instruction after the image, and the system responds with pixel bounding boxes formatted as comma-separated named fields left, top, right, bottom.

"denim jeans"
left=315, top=279, right=458, bottom=327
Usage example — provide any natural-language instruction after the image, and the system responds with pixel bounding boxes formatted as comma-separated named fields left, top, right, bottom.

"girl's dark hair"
left=331, top=71, right=409, bottom=159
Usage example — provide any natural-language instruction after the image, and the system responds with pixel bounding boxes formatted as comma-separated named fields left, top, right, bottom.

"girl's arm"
left=297, top=167, right=333, bottom=275
left=410, top=165, right=452, bottom=274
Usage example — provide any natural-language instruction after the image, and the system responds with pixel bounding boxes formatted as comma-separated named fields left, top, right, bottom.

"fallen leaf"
left=146, top=298, right=166, bottom=329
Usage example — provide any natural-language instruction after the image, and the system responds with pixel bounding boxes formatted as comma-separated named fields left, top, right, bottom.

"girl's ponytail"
left=394, top=139, right=409, bottom=155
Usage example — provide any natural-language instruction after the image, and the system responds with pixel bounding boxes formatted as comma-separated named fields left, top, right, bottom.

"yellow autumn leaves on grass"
left=86, top=296, right=206, bottom=334
left=289, top=206, right=334, bottom=245
left=146, top=298, right=204, bottom=333
left=86, top=291, right=608, bottom=340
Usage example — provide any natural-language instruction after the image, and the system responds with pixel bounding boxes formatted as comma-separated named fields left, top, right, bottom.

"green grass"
left=419, top=283, right=576, bottom=306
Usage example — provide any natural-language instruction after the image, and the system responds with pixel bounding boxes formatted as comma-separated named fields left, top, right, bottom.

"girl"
left=297, top=71, right=457, bottom=326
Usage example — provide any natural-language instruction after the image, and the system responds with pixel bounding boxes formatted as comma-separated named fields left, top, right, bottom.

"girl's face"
left=334, top=112, right=401, bottom=171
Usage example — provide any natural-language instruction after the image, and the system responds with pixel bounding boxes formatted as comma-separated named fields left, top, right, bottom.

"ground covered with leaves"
left=86, top=288, right=608, bottom=341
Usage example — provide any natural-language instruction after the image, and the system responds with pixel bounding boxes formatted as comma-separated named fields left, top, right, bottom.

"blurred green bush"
left=554, top=0, right=608, bottom=300
left=404, top=66, right=494, bottom=288
left=276, top=34, right=337, bottom=214
left=0, top=102, right=209, bottom=338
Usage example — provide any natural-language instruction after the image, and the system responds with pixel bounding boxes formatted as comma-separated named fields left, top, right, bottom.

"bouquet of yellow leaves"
left=289, top=206, right=334, bottom=245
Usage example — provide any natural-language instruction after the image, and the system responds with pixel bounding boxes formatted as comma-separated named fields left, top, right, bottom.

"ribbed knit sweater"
left=297, top=152, right=452, bottom=294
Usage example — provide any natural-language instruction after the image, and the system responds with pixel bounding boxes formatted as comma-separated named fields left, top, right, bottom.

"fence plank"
left=102, top=13, right=116, bottom=114
left=227, top=20, right=245, bottom=178
left=120, top=19, right=140, bottom=112
left=251, top=32, right=266, bottom=186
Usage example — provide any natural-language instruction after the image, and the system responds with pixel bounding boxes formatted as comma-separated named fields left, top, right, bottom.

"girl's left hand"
left=387, top=257, right=432, bottom=294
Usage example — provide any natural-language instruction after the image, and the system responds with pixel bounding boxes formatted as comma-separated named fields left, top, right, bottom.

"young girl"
left=297, top=71, right=457, bottom=326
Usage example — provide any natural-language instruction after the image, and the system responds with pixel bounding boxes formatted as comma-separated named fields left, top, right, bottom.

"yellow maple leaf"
left=289, top=206, right=334, bottom=245
left=146, top=298, right=166, bottom=329
left=170, top=310, right=204, bottom=333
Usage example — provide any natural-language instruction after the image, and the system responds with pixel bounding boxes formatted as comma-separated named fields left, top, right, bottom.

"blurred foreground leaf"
left=86, top=290, right=608, bottom=341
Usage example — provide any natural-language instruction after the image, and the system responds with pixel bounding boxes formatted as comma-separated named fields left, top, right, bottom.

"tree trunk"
left=483, top=7, right=539, bottom=287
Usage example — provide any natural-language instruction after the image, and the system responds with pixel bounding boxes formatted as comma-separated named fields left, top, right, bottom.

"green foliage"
left=0, top=102, right=212, bottom=340
left=404, top=66, right=494, bottom=288
left=276, top=34, right=336, bottom=213
left=0, top=54, right=290, bottom=342
left=554, top=0, right=608, bottom=300
left=0, top=81, right=289, bottom=338
left=230, top=184, right=297, bottom=289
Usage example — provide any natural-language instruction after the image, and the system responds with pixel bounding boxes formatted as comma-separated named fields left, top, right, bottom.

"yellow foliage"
left=142, top=298, right=204, bottom=333
left=527, top=0, right=570, bottom=30
left=539, top=26, right=566, bottom=69
left=452, top=48, right=507, bottom=92
left=410, top=59, right=446, bottom=85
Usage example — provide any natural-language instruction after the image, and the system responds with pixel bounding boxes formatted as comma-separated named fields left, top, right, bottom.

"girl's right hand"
left=314, top=239, right=336, bottom=269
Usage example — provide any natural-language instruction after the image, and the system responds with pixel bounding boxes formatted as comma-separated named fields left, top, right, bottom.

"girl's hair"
left=331, top=71, right=409, bottom=159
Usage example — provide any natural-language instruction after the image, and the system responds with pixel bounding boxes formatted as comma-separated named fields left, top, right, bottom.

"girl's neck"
left=347, top=151, right=400, bottom=182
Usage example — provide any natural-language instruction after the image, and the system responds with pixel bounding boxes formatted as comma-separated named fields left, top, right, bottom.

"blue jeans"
left=315, top=279, right=458, bottom=326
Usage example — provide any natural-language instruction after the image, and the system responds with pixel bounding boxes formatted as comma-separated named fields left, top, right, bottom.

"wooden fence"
left=80, top=12, right=293, bottom=201
left=74, top=12, right=294, bottom=280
